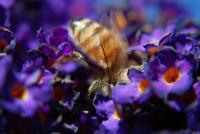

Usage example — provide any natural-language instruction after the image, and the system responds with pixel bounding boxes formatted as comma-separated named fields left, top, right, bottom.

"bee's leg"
left=88, top=79, right=110, bottom=96
left=116, top=68, right=130, bottom=84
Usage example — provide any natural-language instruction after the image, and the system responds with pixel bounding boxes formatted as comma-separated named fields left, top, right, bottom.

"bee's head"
left=70, top=18, right=84, bottom=33
left=67, top=18, right=83, bottom=39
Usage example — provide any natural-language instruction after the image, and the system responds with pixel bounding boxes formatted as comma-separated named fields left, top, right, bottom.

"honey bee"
left=69, top=12, right=129, bottom=96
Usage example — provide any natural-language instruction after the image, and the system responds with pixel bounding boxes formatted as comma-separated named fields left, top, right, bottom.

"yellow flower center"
left=112, top=112, right=121, bottom=120
left=163, top=67, right=180, bottom=84
left=138, top=79, right=150, bottom=93
left=11, top=84, right=29, bottom=100
left=147, top=46, right=161, bottom=56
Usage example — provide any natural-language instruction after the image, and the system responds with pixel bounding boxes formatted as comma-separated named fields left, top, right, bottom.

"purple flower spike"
left=95, top=99, right=115, bottom=117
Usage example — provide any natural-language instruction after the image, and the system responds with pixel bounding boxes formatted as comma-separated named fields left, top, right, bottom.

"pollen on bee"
left=163, top=67, right=181, bottom=84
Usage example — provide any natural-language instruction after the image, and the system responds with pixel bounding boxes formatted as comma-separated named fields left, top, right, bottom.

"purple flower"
left=0, top=83, right=51, bottom=117
left=94, top=98, right=122, bottom=134
left=95, top=99, right=116, bottom=117
left=48, top=27, right=69, bottom=47
left=133, top=24, right=175, bottom=52
left=112, top=83, right=142, bottom=104
left=53, top=60, right=80, bottom=74
left=17, top=61, right=54, bottom=85
left=146, top=47, right=194, bottom=97
left=128, top=68, right=151, bottom=94
left=0, top=61, right=53, bottom=117
left=112, top=69, right=151, bottom=104
left=172, top=34, right=199, bottom=57
left=36, top=27, right=73, bottom=67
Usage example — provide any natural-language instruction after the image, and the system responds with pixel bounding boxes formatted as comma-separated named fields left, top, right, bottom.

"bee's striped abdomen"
left=71, top=18, right=120, bottom=69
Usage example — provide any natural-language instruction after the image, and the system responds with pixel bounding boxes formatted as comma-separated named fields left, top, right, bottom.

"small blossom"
left=146, top=47, right=194, bottom=97
left=112, top=68, right=151, bottom=104
left=0, top=61, right=53, bottom=117
left=94, top=95, right=123, bottom=134
left=131, top=24, right=175, bottom=53
left=35, top=27, right=73, bottom=68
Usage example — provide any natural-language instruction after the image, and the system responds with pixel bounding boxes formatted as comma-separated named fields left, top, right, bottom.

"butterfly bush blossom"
left=0, top=2, right=200, bottom=133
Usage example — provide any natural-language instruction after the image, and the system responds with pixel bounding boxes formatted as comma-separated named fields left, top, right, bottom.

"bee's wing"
left=109, top=10, right=128, bottom=45
left=99, top=12, right=128, bottom=83
left=100, top=11, right=127, bottom=71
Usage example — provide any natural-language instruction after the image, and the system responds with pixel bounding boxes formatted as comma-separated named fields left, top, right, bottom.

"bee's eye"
left=71, top=18, right=83, bottom=27
left=70, top=21, right=76, bottom=32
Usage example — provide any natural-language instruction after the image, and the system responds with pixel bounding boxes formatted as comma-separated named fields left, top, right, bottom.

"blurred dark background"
left=1, top=0, right=200, bottom=49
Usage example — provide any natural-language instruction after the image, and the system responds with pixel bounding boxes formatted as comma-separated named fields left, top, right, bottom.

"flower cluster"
left=95, top=22, right=200, bottom=133
left=0, top=19, right=199, bottom=133
left=0, top=0, right=200, bottom=133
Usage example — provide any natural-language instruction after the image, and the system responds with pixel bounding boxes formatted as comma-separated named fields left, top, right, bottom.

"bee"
left=69, top=12, right=129, bottom=96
